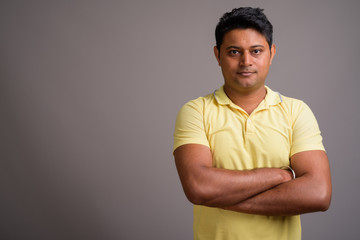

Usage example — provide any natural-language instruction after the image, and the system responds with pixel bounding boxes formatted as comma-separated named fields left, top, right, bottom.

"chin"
left=235, top=81, right=257, bottom=89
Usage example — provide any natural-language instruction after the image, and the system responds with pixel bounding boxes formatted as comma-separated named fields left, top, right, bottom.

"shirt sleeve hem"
left=290, top=145, right=326, bottom=157
left=173, top=140, right=210, bottom=153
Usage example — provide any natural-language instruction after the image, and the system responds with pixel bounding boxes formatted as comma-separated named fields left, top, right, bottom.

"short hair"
left=215, top=7, right=273, bottom=51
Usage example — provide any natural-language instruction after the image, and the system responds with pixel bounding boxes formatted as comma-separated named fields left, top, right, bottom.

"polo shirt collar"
left=213, top=85, right=282, bottom=109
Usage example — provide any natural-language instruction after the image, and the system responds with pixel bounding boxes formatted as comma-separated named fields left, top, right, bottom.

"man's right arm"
left=174, top=143, right=292, bottom=207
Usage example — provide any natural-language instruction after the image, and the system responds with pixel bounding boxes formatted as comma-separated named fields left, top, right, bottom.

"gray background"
left=0, top=0, right=359, bottom=239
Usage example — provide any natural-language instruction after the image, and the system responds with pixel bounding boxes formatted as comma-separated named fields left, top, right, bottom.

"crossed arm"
left=174, top=144, right=332, bottom=216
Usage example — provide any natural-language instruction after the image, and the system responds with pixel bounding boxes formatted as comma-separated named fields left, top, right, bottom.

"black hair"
left=215, top=7, right=273, bottom=51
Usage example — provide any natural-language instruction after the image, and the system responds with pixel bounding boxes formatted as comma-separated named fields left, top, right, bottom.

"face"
left=214, top=28, right=276, bottom=94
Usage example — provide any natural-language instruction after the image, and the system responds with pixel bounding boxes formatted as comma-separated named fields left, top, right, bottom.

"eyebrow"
left=226, top=44, right=265, bottom=50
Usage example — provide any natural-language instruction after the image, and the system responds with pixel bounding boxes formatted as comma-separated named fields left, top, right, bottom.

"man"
left=173, top=7, right=332, bottom=240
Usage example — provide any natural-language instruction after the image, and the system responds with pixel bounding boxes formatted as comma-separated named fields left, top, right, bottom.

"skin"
left=174, top=28, right=332, bottom=216
left=223, top=150, right=332, bottom=215
left=175, top=144, right=293, bottom=207
left=214, top=28, right=276, bottom=115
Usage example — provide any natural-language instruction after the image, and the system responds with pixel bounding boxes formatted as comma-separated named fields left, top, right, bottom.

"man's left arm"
left=223, top=150, right=332, bottom=216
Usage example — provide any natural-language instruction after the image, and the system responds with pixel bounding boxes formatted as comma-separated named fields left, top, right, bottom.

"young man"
left=173, top=7, right=332, bottom=240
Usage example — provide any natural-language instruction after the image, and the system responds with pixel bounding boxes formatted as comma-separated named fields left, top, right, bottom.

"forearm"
left=175, top=144, right=293, bottom=208
left=180, top=166, right=292, bottom=207
left=224, top=173, right=331, bottom=216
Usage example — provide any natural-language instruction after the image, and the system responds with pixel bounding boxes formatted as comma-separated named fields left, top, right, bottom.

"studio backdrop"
left=0, top=0, right=359, bottom=239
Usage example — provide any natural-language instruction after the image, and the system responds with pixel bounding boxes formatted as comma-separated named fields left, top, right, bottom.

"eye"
left=228, top=50, right=240, bottom=56
left=252, top=49, right=263, bottom=55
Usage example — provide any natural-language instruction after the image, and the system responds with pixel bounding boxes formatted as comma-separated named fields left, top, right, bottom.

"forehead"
left=221, top=28, right=268, bottom=49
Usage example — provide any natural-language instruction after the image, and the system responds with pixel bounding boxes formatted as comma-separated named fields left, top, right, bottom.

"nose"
left=240, top=51, right=252, bottom=66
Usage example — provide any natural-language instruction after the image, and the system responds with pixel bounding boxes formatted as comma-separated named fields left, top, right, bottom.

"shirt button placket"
left=246, top=118, right=256, bottom=135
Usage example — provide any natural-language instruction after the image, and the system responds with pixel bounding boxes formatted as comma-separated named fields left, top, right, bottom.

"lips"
left=236, top=68, right=256, bottom=76
left=237, top=71, right=256, bottom=76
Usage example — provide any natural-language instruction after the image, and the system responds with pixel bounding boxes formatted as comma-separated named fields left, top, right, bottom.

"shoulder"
left=267, top=88, right=319, bottom=125
left=178, top=92, right=216, bottom=114
left=265, top=86, right=309, bottom=118
left=174, top=93, right=215, bottom=151
left=279, top=94, right=306, bottom=107
left=278, top=94, right=311, bottom=116
left=277, top=93, right=321, bottom=135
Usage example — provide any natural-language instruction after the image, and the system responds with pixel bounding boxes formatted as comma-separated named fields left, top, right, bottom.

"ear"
left=269, top=44, right=276, bottom=65
left=213, top=46, right=221, bottom=66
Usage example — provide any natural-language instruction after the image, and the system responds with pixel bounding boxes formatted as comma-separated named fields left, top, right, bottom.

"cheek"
left=257, top=61, right=270, bottom=73
left=222, top=59, right=238, bottom=70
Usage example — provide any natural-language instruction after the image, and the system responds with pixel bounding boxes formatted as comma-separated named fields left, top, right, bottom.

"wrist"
left=280, top=166, right=296, bottom=179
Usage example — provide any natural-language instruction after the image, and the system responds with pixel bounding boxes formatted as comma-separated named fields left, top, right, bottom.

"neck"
left=224, top=85, right=267, bottom=115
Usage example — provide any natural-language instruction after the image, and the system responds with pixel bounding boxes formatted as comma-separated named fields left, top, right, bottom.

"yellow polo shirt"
left=173, top=86, right=325, bottom=240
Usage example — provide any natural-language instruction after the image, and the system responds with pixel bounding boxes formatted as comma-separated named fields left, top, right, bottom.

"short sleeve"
left=173, top=99, right=210, bottom=152
left=290, top=101, right=325, bottom=156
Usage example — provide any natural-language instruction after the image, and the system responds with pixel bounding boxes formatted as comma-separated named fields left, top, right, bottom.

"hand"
left=281, top=168, right=294, bottom=182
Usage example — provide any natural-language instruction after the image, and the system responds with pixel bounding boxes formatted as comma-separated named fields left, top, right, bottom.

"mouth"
left=237, top=71, right=256, bottom=77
